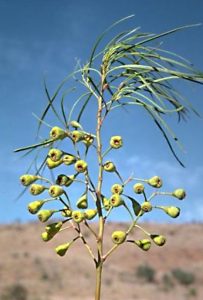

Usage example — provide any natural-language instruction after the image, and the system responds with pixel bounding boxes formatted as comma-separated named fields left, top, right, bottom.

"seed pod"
left=112, top=231, right=126, bottom=244
left=111, top=184, right=123, bottom=195
left=30, top=184, right=46, bottom=196
left=46, top=221, right=63, bottom=234
left=48, top=185, right=64, bottom=198
left=64, top=175, right=76, bottom=187
left=46, top=157, right=63, bottom=169
left=110, top=194, right=124, bottom=207
left=159, top=206, right=180, bottom=218
left=28, top=200, right=44, bottom=214
left=151, top=234, right=166, bottom=246
left=84, top=209, right=97, bottom=220
left=62, top=154, right=76, bottom=165
left=71, top=130, right=85, bottom=143
left=48, top=148, right=63, bottom=162
left=103, top=161, right=116, bottom=172
left=103, top=198, right=111, bottom=211
left=130, top=198, right=142, bottom=216
left=72, top=210, right=84, bottom=223
left=172, top=189, right=186, bottom=200
left=74, top=160, right=88, bottom=173
left=70, top=120, right=82, bottom=129
left=50, top=126, right=66, bottom=140
left=55, top=242, right=71, bottom=256
left=141, top=201, right=152, bottom=212
left=147, top=176, right=163, bottom=188
left=61, top=207, right=72, bottom=217
left=110, top=136, right=123, bottom=149
left=82, top=134, right=94, bottom=146
left=41, top=231, right=54, bottom=242
left=37, top=210, right=55, bottom=222
left=134, top=239, right=151, bottom=251
left=133, top=183, right=145, bottom=194
left=76, top=194, right=88, bottom=209
left=20, top=174, right=38, bottom=186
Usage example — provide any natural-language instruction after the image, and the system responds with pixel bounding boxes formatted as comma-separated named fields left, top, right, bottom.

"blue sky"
left=0, top=0, right=203, bottom=223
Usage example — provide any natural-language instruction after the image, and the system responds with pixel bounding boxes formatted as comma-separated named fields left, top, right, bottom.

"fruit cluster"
left=20, top=123, right=186, bottom=257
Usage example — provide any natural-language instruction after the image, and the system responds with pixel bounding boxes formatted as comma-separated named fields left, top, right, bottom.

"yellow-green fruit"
left=61, top=208, right=72, bottom=217
left=148, top=176, right=163, bottom=188
left=37, top=210, right=55, bottom=222
left=133, top=183, right=145, bottom=194
left=50, top=126, right=66, bottom=140
left=83, top=134, right=94, bottom=146
left=141, top=201, right=152, bottom=212
left=112, top=231, right=126, bottom=244
left=46, top=157, right=63, bottom=169
left=70, top=120, right=82, bottom=129
left=45, top=221, right=63, bottom=235
left=48, top=148, right=63, bottom=162
left=71, top=130, right=84, bottom=142
left=110, top=194, right=124, bottom=207
left=74, top=160, right=88, bottom=173
left=41, top=231, right=54, bottom=242
left=103, top=161, right=116, bottom=172
left=151, top=234, right=166, bottom=246
left=28, top=200, right=44, bottom=214
left=56, top=174, right=68, bottom=186
left=103, top=198, right=111, bottom=211
left=111, top=184, right=123, bottom=195
left=62, top=154, right=76, bottom=165
left=20, top=174, right=38, bottom=186
left=76, top=194, right=88, bottom=209
left=72, top=211, right=84, bottom=223
left=131, top=199, right=142, bottom=216
left=135, top=239, right=151, bottom=251
left=84, top=209, right=97, bottom=220
left=30, top=184, right=46, bottom=195
left=172, top=189, right=186, bottom=200
left=55, top=243, right=71, bottom=256
left=110, top=136, right=123, bottom=149
left=64, top=175, right=75, bottom=187
left=48, top=185, right=64, bottom=198
left=161, top=206, right=180, bottom=218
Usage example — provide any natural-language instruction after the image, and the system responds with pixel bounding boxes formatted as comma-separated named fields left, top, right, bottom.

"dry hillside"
left=0, top=221, right=202, bottom=300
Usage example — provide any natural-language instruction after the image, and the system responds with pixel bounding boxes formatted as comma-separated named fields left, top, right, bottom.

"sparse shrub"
left=1, top=283, right=28, bottom=300
left=171, top=268, right=195, bottom=286
left=136, top=264, right=156, bottom=283
left=162, top=273, right=174, bottom=291
left=187, top=287, right=198, bottom=298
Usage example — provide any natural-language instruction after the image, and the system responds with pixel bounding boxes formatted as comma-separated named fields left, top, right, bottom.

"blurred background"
left=0, top=0, right=203, bottom=299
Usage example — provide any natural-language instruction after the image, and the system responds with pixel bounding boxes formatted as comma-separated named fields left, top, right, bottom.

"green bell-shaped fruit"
left=46, top=157, right=63, bottom=169
left=48, top=148, right=63, bottom=162
left=48, top=185, right=64, bottom=198
left=103, top=161, right=116, bottom=172
left=131, top=198, right=142, bottom=216
left=134, top=239, right=151, bottom=251
left=70, top=120, right=82, bottom=129
left=72, top=211, right=84, bottom=223
left=133, top=183, right=145, bottom=194
left=112, top=231, right=126, bottom=244
left=159, top=206, right=180, bottom=218
left=172, top=189, right=186, bottom=200
left=74, top=160, right=88, bottom=173
left=82, top=134, right=94, bottom=146
left=148, top=176, right=163, bottom=188
left=103, top=198, right=111, bottom=211
left=29, top=184, right=46, bottom=195
left=71, top=130, right=85, bottom=143
left=151, top=234, right=166, bottom=246
left=110, top=194, right=124, bottom=207
left=37, top=210, right=56, bottom=222
left=62, top=154, right=76, bottom=165
left=111, top=184, right=123, bottom=195
left=20, top=174, right=38, bottom=186
left=84, top=209, right=97, bottom=220
left=28, top=200, right=44, bottom=214
left=45, top=221, right=63, bottom=235
left=76, top=194, right=88, bottom=209
left=110, top=136, right=123, bottom=149
left=41, top=231, right=54, bottom=242
left=141, top=201, right=152, bottom=212
left=50, top=126, right=66, bottom=140
left=61, top=207, right=72, bottom=217
left=55, top=242, right=71, bottom=256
